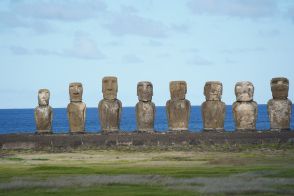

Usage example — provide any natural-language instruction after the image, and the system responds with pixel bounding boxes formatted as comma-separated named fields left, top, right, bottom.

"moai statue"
left=201, top=81, right=226, bottom=131
left=98, top=76, right=122, bottom=133
left=267, top=77, right=292, bottom=131
left=233, top=81, right=258, bottom=131
left=34, top=89, right=53, bottom=134
left=67, top=82, right=86, bottom=133
left=166, top=81, right=191, bottom=132
left=136, top=81, right=155, bottom=132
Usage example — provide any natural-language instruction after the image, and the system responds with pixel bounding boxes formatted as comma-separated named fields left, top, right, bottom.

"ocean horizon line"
left=0, top=104, right=269, bottom=110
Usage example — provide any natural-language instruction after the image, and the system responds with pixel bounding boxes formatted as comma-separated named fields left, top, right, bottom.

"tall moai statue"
left=233, top=81, right=258, bottom=131
left=201, top=81, right=226, bottom=131
left=166, top=81, right=191, bottom=132
left=267, top=77, right=292, bottom=131
left=67, top=82, right=86, bottom=133
left=98, top=76, right=122, bottom=133
left=34, top=89, right=53, bottom=134
left=136, top=81, right=155, bottom=133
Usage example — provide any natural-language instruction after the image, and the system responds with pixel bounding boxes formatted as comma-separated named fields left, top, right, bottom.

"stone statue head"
left=69, top=82, right=83, bottom=102
left=137, top=81, right=153, bottom=101
left=38, top=89, right=50, bottom=106
left=271, top=77, right=289, bottom=99
left=235, top=81, right=254, bottom=102
left=170, top=81, right=187, bottom=100
left=102, top=76, right=118, bottom=100
left=204, top=81, right=223, bottom=101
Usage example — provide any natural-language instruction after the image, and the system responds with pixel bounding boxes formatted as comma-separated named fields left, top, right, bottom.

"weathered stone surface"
left=1, top=132, right=294, bottom=150
left=271, top=77, right=289, bottom=99
left=99, top=76, right=122, bottom=133
left=233, top=102, right=258, bottom=131
left=268, top=77, right=292, bottom=131
left=233, top=81, right=257, bottom=131
left=136, top=81, right=155, bottom=132
left=202, top=81, right=226, bottom=131
left=235, top=81, right=254, bottom=102
left=34, top=89, right=53, bottom=134
left=67, top=83, right=86, bottom=133
left=204, top=81, right=223, bottom=101
left=166, top=81, right=191, bottom=131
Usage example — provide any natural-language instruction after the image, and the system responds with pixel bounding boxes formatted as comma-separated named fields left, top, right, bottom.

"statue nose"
left=74, top=86, right=79, bottom=92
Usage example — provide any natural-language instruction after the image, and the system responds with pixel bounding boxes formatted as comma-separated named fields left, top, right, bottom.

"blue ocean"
left=0, top=105, right=293, bottom=134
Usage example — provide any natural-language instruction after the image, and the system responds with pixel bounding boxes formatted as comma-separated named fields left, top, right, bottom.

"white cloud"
left=103, top=13, right=169, bottom=38
left=121, top=54, right=143, bottom=64
left=9, top=33, right=105, bottom=60
left=288, top=6, right=294, bottom=23
left=10, top=0, right=107, bottom=21
left=0, top=11, right=53, bottom=33
left=258, top=29, right=280, bottom=37
left=10, top=46, right=31, bottom=55
left=187, top=0, right=278, bottom=19
left=63, top=33, right=105, bottom=59
left=187, top=56, right=213, bottom=66
left=221, top=47, right=265, bottom=54
left=0, top=0, right=106, bottom=33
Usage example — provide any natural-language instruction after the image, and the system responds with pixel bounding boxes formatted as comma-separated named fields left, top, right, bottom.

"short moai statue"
left=34, top=89, right=53, bottom=134
left=201, top=81, right=226, bottom=131
left=98, top=76, right=122, bottom=133
left=267, top=77, right=292, bottom=131
left=136, top=81, right=155, bottom=133
left=67, top=82, right=86, bottom=133
left=233, top=81, right=258, bottom=131
left=166, top=81, right=191, bottom=132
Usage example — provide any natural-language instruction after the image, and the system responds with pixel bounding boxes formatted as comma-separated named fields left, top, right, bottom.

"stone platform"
left=1, top=131, right=294, bottom=150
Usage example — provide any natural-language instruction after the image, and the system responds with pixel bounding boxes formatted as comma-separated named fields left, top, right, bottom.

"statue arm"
left=153, top=102, right=156, bottom=122
left=187, top=100, right=191, bottom=122
left=118, top=100, right=122, bottom=128
left=289, top=99, right=292, bottom=114
left=34, top=108, right=38, bottom=130
left=83, top=104, right=86, bottom=125
left=50, top=106, right=53, bottom=130
left=232, top=102, right=237, bottom=123
left=254, top=101, right=258, bottom=120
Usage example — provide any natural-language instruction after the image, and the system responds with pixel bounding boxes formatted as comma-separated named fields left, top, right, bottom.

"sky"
left=0, top=0, right=294, bottom=108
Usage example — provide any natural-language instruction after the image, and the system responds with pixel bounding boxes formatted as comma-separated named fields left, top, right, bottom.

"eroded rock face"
left=136, top=81, right=155, bottom=132
left=233, top=81, right=257, bottom=131
left=99, top=76, right=122, bottom=133
left=67, top=83, right=86, bottom=133
left=268, top=77, right=292, bottom=131
left=166, top=81, right=191, bottom=132
left=202, top=81, right=226, bottom=131
left=34, top=89, right=53, bottom=134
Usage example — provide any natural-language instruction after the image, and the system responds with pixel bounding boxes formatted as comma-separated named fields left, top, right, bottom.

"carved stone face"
left=170, top=81, right=187, bottom=100
left=235, top=81, right=254, bottom=102
left=271, top=77, right=289, bottom=99
left=137, top=81, right=153, bottom=101
left=69, top=82, right=83, bottom=102
left=38, top=89, right=50, bottom=106
left=102, top=76, right=118, bottom=100
left=204, top=81, right=222, bottom=101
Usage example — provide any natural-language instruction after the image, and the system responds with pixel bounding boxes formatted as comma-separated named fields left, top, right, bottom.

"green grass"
left=0, top=164, right=284, bottom=182
left=0, top=185, right=198, bottom=196
left=1, top=149, right=294, bottom=195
